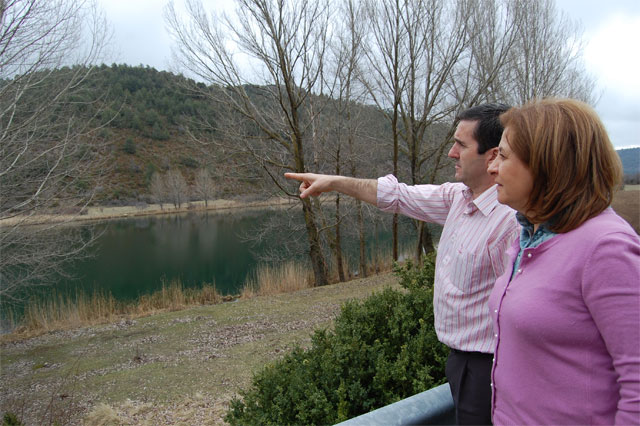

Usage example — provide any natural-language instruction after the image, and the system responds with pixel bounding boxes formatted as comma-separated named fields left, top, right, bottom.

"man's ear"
left=486, top=147, right=498, bottom=164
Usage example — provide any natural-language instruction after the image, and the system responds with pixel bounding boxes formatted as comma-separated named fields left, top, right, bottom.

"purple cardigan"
left=489, top=208, right=640, bottom=425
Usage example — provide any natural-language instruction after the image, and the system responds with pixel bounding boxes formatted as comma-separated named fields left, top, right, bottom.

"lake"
left=45, top=206, right=422, bottom=303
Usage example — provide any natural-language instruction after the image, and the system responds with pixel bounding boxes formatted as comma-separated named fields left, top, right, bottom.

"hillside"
left=64, top=66, right=640, bottom=207
left=617, top=147, right=640, bottom=182
left=77, top=65, right=236, bottom=204
left=41, top=65, right=408, bottom=207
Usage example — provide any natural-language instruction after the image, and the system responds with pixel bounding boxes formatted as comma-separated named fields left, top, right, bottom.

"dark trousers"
left=445, top=348, right=493, bottom=425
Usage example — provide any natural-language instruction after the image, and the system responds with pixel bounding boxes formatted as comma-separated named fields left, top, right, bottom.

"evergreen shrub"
left=123, top=138, right=136, bottom=154
left=225, top=253, right=448, bottom=425
left=2, top=412, right=23, bottom=426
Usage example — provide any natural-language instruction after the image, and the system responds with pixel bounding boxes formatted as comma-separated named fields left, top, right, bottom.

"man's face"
left=447, top=120, right=492, bottom=189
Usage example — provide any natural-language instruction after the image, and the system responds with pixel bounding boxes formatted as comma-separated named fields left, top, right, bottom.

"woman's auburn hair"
left=500, top=98, right=622, bottom=233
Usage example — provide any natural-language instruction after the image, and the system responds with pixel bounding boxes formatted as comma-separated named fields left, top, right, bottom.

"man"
left=285, top=104, right=518, bottom=425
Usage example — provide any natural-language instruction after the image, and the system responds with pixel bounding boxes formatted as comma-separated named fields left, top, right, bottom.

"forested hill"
left=73, top=64, right=224, bottom=204
left=36, top=64, right=403, bottom=206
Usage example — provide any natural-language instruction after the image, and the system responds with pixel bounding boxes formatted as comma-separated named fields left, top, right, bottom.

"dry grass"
left=241, top=262, right=314, bottom=298
left=240, top=246, right=407, bottom=299
left=83, top=403, right=122, bottom=426
left=136, top=281, right=223, bottom=313
left=9, top=281, right=225, bottom=338
left=21, top=289, right=120, bottom=332
left=612, top=189, right=639, bottom=234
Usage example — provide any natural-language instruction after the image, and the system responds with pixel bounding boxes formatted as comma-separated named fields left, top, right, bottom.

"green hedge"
left=225, top=253, right=448, bottom=425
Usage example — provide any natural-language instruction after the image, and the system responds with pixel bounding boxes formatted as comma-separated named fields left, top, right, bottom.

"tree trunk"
left=357, top=199, right=367, bottom=278
left=302, top=198, right=328, bottom=286
left=374, top=219, right=380, bottom=273
left=415, top=221, right=435, bottom=263
left=335, top=195, right=346, bottom=282
left=392, top=214, right=399, bottom=261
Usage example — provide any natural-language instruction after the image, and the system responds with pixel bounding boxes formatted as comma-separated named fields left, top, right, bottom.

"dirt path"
left=0, top=273, right=399, bottom=425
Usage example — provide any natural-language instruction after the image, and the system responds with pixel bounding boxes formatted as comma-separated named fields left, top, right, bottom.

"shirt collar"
left=516, top=212, right=556, bottom=248
left=462, top=184, right=500, bottom=217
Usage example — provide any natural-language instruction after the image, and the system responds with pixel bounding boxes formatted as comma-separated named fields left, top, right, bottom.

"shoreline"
left=0, top=196, right=302, bottom=227
left=3, top=187, right=636, bottom=230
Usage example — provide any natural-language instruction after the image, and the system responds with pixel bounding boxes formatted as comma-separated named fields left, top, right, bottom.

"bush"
left=150, top=122, right=169, bottom=140
left=179, top=156, right=199, bottom=169
left=2, top=412, right=23, bottom=426
left=225, top=253, right=447, bottom=425
left=123, top=137, right=136, bottom=154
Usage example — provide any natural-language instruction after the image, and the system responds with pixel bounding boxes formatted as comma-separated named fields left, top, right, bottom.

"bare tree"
left=501, top=0, right=596, bottom=104
left=0, top=0, right=111, bottom=302
left=150, top=171, right=167, bottom=208
left=358, top=0, right=467, bottom=259
left=320, top=0, right=389, bottom=279
left=358, top=0, right=595, bottom=261
left=359, top=0, right=406, bottom=261
left=398, top=0, right=468, bottom=258
left=193, top=168, right=215, bottom=207
left=165, top=0, right=332, bottom=285
left=395, top=0, right=522, bottom=258
left=164, top=169, right=188, bottom=209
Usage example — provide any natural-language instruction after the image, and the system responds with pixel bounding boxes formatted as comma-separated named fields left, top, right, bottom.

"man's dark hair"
left=456, top=103, right=511, bottom=154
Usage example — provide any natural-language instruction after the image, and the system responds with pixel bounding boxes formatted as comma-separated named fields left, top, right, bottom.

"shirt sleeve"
left=376, top=174, right=454, bottom=225
left=582, top=231, right=640, bottom=424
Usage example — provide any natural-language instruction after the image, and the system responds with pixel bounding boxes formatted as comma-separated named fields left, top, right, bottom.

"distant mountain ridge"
left=617, top=147, right=640, bottom=176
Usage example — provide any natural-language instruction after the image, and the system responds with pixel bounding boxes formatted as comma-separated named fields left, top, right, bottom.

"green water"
left=59, top=209, right=286, bottom=299
left=48, top=207, right=421, bottom=302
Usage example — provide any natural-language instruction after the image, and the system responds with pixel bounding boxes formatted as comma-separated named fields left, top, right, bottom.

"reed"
left=21, top=289, right=120, bottom=331
left=12, top=281, right=223, bottom=336
left=241, top=261, right=313, bottom=297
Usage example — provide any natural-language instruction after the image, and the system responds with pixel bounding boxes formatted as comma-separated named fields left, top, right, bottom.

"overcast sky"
left=97, top=0, right=640, bottom=149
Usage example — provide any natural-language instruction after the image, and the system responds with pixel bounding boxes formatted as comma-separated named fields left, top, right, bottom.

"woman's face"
left=488, top=129, right=534, bottom=214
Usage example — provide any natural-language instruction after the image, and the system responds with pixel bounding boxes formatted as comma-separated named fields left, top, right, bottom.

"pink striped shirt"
left=377, top=175, right=518, bottom=353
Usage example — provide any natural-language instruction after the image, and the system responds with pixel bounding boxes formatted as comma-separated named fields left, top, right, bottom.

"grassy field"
left=612, top=188, right=639, bottom=233
left=0, top=273, right=400, bottom=426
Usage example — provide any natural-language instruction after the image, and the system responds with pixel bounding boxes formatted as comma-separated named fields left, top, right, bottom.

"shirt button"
left=517, top=268, right=522, bottom=273
left=494, top=333, right=498, bottom=338
left=527, top=253, right=532, bottom=258
left=494, top=309, right=498, bottom=313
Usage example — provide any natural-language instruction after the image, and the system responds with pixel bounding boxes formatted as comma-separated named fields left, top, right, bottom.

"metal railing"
left=335, top=383, right=455, bottom=426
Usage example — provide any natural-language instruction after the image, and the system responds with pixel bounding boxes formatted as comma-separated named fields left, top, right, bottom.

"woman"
left=486, top=98, right=639, bottom=425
